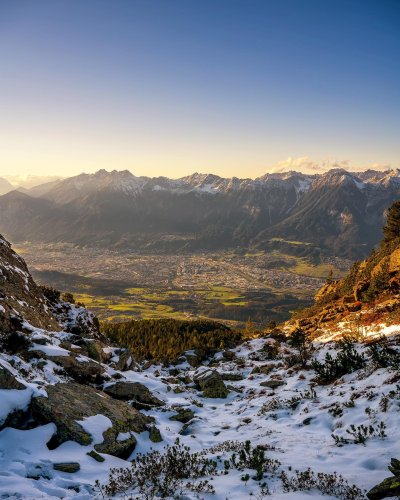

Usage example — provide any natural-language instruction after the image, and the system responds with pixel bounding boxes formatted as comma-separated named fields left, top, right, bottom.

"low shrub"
left=279, top=468, right=365, bottom=500
left=228, top=440, right=280, bottom=481
left=332, top=422, right=387, bottom=446
left=311, top=340, right=366, bottom=384
left=96, top=439, right=217, bottom=498
left=367, top=338, right=399, bottom=369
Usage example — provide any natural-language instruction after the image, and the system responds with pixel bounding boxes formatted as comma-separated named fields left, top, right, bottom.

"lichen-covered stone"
left=193, top=368, right=229, bottom=399
left=169, top=408, right=194, bottom=423
left=87, top=450, right=105, bottom=462
left=94, top=427, right=137, bottom=459
left=367, top=476, right=400, bottom=499
left=148, top=425, right=163, bottom=442
left=260, top=379, right=285, bottom=389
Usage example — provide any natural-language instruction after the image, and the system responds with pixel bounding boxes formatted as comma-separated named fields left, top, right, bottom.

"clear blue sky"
left=0, top=0, right=399, bottom=178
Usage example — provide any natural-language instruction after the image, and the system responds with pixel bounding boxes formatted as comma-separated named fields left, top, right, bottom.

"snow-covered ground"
left=0, top=325, right=399, bottom=499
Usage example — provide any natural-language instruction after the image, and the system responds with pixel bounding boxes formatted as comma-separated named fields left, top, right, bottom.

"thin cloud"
left=271, top=157, right=392, bottom=174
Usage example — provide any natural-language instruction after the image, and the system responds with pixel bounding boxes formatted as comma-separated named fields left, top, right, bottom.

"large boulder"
left=193, top=368, right=228, bottom=398
left=314, top=281, right=339, bottom=303
left=31, top=382, right=152, bottom=458
left=103, top=381, right=164, bottom=409
left=0, top=235, right=60, bottom=332
left=114, top=350, right=134, bottom=371
left=185, top=353, right=201, bottom=367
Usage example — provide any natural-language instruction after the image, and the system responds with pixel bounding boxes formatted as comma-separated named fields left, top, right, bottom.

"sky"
left=0, top=0, right=399, bottom=179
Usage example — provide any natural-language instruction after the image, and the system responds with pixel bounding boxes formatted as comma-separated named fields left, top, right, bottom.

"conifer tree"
left=383, top=200, right=400, bottom=242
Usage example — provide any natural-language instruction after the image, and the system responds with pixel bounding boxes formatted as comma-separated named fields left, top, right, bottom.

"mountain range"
left=1, top=168, right=400, bottom=258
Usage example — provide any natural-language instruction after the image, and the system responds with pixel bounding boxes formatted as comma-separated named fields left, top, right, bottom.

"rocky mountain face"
left=0, top=177, right=13, bottom=196
left=287, top=207, right=400, bottom=339
left=0, top=235, right=400, bottom=498
left=1, top=168, right=400, bottom=258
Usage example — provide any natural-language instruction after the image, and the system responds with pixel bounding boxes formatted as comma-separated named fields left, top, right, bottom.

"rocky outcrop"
left=287, top=229, right=400, bottom=337
left=0, top=235, right=59, bottom=332
left=31, top=382, right=152, bottom=457
left=389, top=248, right=400, bottom=274
left=314, top=281, right=339, bottom=303
left=103, top=381, right=164, bottom=409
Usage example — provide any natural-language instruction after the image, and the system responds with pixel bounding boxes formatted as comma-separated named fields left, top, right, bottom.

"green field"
left=25, top=246, right=351, bottom=327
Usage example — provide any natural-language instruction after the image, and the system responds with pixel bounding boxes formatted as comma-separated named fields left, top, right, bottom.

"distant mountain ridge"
left=1, top=168, right=400, bottom=258
left=0, top=177, right=14, bottom=196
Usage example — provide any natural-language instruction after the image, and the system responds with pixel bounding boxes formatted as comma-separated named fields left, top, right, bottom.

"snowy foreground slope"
left=1, top=320, right=399, bottom=499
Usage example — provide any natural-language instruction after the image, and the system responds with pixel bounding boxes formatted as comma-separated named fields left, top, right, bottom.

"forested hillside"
left=102, top=318, right=243, bottom=363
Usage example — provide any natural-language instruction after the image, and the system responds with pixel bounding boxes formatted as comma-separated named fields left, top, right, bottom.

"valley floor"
left=14, top=242, right=351, bottom=325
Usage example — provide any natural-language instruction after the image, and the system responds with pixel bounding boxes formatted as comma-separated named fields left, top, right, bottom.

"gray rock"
left=193, top=369, right=228, bottom=399
left=148, top=426, right=163, bottom=442
left=48, top=354, right=106, bottom=384
left=31, top=382, right=151, bottom=458
left=260, top=379, right=285, bottom=389
left=104, top=381, right=164, bottom=410
left=169, top=408, right=195, bottom=423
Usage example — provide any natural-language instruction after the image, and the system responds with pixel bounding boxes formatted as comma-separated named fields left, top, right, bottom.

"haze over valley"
left=2, top=166, right=386, bottom=325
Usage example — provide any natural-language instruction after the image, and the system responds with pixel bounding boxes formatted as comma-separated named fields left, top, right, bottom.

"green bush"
left=332, top=422, right=387, bottom=446
left=311, top=340, right=366, bottom=384
left=279, top=468, right=365, bottom=499
left=367, top=338, right=399, bottom=369
left=287, top=328, right=312, bottom=366
left=383, top=200, right=400, bottom=243
left=229, top=440, right=280, bottom=481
